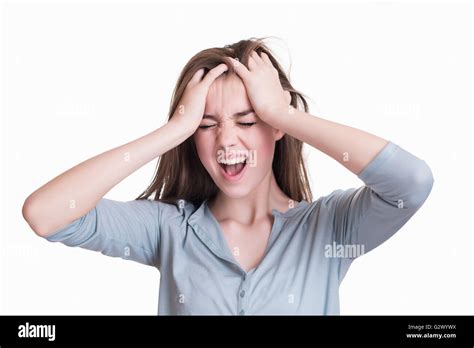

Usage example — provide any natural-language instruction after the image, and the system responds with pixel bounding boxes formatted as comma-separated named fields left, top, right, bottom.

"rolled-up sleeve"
left=330, top=141, right=434, bottom=255
left=44, top=198, right=161, bottom=268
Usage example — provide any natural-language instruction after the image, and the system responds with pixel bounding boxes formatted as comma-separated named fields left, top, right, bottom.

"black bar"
left=0, top=315, right=472, bottom=346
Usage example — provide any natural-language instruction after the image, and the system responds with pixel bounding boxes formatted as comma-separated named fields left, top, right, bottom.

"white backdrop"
left=2, top=0, right=472, bottom=315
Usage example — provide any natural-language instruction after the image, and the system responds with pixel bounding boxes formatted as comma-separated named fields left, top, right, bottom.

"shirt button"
left=239, top=309, right=245, bottom=315
left=242, top=274, right=246, bottom=281
left=240, top=290, right=245, bottom=298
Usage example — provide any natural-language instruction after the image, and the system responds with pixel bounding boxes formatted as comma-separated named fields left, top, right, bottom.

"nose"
left=217, top=120, right=238, bottom=148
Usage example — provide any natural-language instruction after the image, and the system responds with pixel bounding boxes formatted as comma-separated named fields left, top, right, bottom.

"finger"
left=248, top=55, right=257, bottom=71
left=251, top=50, right=264, bottom=65
left=201, top=63, right=228, bottom=87
left=260, top=52, right=273, bottom=66
left=230, top=57, right=250, bottom=81
left=190, top=68, right=205, bottom=85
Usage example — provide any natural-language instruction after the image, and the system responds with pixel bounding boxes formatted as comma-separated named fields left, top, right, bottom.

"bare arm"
left=272, top=110, right=389, bottom=175
left=23, top=63, right=229, bottom=237
left=22, top=121, right=192, bottom=237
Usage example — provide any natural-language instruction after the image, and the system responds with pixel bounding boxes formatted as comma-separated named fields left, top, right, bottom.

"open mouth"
left=219, top=159, right=247, bottom=177
left=216, top=152, right=249, bottom=181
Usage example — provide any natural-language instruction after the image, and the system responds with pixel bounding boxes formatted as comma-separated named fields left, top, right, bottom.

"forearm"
left=273, top=109, right=388, bottom=175
left=22, top=119, right=192, bottom=237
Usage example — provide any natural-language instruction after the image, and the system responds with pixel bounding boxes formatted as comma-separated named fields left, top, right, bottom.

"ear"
left=273, top=128, right=285, bottom=142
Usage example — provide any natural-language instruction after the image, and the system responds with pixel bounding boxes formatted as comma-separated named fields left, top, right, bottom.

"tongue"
left=225, top=163, right=245, bottom=176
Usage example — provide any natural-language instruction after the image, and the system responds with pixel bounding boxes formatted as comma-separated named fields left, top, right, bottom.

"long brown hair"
left=136, top=37, right=313, bottom=206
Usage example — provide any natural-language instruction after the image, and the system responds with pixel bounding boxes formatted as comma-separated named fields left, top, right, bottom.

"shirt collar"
left=187, top=198, right=310, bottom=272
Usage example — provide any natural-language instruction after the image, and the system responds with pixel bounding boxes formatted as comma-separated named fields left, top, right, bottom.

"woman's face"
left=194, top=72, right=284, bottom=199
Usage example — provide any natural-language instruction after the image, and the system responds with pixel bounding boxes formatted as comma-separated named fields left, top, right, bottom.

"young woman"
left=22, top=38, right=434, bottom=315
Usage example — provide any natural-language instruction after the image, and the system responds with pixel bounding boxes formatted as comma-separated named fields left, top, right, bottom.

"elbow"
left=22, top=196, right=51, bottom=237
left=404, top=161, right=435, bottom=208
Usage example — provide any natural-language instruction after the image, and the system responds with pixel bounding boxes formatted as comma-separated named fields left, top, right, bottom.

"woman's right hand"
left=170, top=63, right=229, bottom=133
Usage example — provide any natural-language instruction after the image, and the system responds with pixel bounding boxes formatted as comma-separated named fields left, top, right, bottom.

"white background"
left=1, top=0, right=472, bottom=315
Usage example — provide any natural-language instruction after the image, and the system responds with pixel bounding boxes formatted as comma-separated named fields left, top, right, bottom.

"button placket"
left=237, top=272, right=249, bottom=315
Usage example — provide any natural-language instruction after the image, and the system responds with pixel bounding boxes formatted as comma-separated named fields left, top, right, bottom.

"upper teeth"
left=218, top=157, right=246, bottom=165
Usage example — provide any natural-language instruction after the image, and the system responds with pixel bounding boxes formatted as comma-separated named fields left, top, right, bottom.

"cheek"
left=252, top=129, right=277, bottom=168
left=194, top=133, right=214, bottom=167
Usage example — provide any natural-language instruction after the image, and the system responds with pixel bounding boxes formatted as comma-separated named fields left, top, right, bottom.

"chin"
left=215, top=183, right=253, bottom=199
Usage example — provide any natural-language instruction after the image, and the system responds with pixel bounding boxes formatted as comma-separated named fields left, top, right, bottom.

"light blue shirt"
left=45, top=141, right=434, bottom=315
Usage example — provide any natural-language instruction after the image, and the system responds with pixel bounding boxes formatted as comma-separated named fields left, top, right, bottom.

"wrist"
left=166, top=117, right=196, bottom=143
left=259, top=105, right=296, bottom=130
left=168, top=114, right=198, bottom=137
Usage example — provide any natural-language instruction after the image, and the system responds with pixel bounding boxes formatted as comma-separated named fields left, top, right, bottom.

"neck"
left=208, top=170, right=291, bottom=225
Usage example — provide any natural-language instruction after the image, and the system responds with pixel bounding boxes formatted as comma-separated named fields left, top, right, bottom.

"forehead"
left=204, top=73, right=251, bottom=117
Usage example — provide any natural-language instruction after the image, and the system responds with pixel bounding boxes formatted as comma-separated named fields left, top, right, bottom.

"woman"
left=22, top=38, right=434, bottom=315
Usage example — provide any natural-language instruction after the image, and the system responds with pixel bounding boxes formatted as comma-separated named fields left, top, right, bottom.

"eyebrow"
left=203, top=109, right=255, bottom=120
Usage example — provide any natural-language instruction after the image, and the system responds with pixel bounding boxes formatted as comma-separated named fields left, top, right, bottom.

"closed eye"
left=198, top=124, right=217, bottom=129
left=238, top=122, right=257, bottom=127
left=198, top=122, right=256, bottom=129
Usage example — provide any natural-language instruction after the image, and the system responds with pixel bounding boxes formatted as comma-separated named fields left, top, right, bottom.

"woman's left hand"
left=229, top=51, right=291, bottom=126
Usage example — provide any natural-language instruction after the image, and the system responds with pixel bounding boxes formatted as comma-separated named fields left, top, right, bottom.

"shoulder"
left=97, top=198, right=200, bottom=224
left=140, top=198, right=201, bottom=226
left=288, top=188, right=363, bottom=226
left=298, top=188, right=359, bottom=214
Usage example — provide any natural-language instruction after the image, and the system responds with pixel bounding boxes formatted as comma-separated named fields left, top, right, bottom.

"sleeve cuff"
left=44, top=215, right=84, bottom=242
left=357, top=141, right=400, bottom=182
